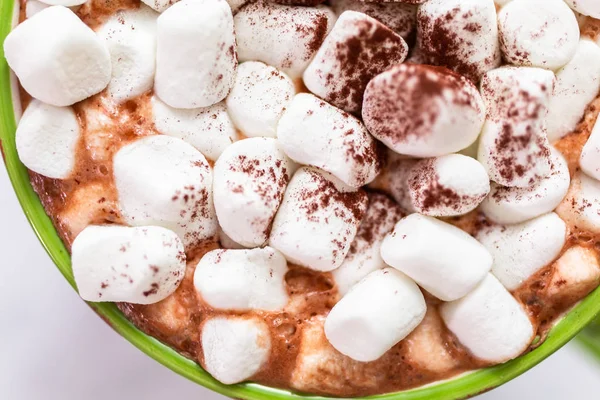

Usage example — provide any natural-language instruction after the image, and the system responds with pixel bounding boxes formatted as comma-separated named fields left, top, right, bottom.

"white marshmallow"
left=481, top=148, right=571, bottom=224
left=556, top=172, right=600, bottom=234
left=4, top=6, right=111, bottom=106
left=329, top=0, right=416, bottom=40
left=202, top=317, right=271, bottom=385
left=213, top=138, right=295, bottom=248
left=194, top=247, right=289, bottom=311
left=363, top=64, right=485, bottom=158
left=407, top=154, right=490, bottom=217
left=234, top=2, right=334, bottom=78
left=547, top=40, right=600, bottom=142
left=114, top=135, right=218, bottom=248
left=226, top=62, right=295, bottom=138
left=151, top=97, right=237, bottom=161
left=440, top=274, right=535, bottom=363
left=417, top=0, right=501, bottom=82
left=155, top=0, right=236, bottom=109
left=498, top=0, right=580, bottom=70
left=325, top=268, right=426, bottom=362
left=478, top=66, right=555, bottom=187
left=35, top=0, right=86, bottom=6
left=547, top=246, right=600, bottom=302
left=303, top=11, right=408, bottom=114
left=381, top=214, right=492, bottom=301
left=269, top=167, right=368, bottom=272
left=97, top=6, right=158, bottom=103
left=477, top=213, right=567, bottom=291
left=277, top=93, right=381, bottom=188
left=72, top=225, right=186, bottom=304
left=25, top=0, right=50, bottom=18
left=581, top=118, right=600, bottom=181
left=141, top=0, right=177, bottom=12
left=16, top=100, right=80, bottom=179
left=565, top=0, right=600, bottom=18
left=333, top=193, right=405, bottom=295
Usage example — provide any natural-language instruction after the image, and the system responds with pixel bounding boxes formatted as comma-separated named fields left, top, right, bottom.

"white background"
left=2, top=166, right=600, bottom=400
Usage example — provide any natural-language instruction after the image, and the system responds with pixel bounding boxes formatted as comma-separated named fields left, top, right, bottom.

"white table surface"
left=2, top=166, right=600, bottom=400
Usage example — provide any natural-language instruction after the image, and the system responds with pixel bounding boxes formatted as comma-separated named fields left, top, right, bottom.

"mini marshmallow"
left=151, top=97, right=237, bottom=161
left=581, top=118, right=600, bottom=181
left=4, top=6, right=111, bottom=106
left=194, top=247, right=288, bottom=311
left=213, top=138, right=295, bottom=248
left=277, top=93, right=381, bottom=188
left=97, top=6, right=158, bottom=103
left=477, top=213, right=567, bottom=291
left=25, top=0, right=49, bottom=18
left=363, top=64, right=485, bottom=158
left=547, top=40, right=600, bottom=142
left=141, top=0, right=177, bottom=12
left=440, top=273, right=535, bottom=363
left=16, top=100, right=80, bottom=179
left=72, top=225, right=186, bottom=304
left=303, top=11, right=408, bottom=114
left=325, top=268, right=426, bottom=362
left=155, top=0, right=236, bottom=109
left=269, top=167, right=368, bottom=272
left=114, top=135, right=218, bottom=248
left=234, top=2, right=334, bottom=78
left=333, top=192, right=405, bottom=295
left=202, top=317, right=271, bottom=384
left=407, top=154, right=490, bottom=217
left=36, top=0, right=86, bottom=6
left=381, top=214, right=492, bottom=301
left=565, top=0, right=600, bottom=18
left=547, top=246, right=600, bottom=302
left=556, top=172, right=600, bottom=234
left=478, top=66, right=555, bottom=187
left=226, top=62, right=295, bottom=138
left=498, top=0, right=580, bottom=70
left=329, top=0, right=417, bottom=40
left=417, top=0, right=501, bottom=82
left=481, top=148, right=570, bottom=224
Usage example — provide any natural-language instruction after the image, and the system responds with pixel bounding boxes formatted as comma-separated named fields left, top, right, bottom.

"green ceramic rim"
left=2, top=1, right=600, bottom=399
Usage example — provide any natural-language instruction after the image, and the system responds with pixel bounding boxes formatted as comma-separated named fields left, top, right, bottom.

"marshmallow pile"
left=9, top=0, right=600, bottom=389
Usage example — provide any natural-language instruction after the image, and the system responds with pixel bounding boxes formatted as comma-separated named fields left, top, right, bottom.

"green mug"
left=2, top=1, right=600, bottom=399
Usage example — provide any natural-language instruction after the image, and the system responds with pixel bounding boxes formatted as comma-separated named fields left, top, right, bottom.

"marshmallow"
left=498, top=0, right=580, bottom=70
left=113, top=135, right=218, bottom=248
left=581, top=118, right=600, bottom=181
left=440, top=274, right=535, bottom=363
left=481, top=148, right=570, bottom=224
left=151, top=97, right=237, bottom=161
left=234, top=2, right=334, bottom=78
left=155, top=0, right=236, bottom=109
left=547, top=246, right=600, bottom=303
left=407, top=154, right=490, bottom=217
left=547, top=40, right=600, bottom=142
left=194, top=247, right=289, bottom=311
left=4, top=6, right=111, bottom=106
left=303, top=11, right=408, bottom=114
left=556, top=172, right=600, bottom=234
left=213, top=138, right=295, bottom=248
left=16, top=100, right=80, bottom=179
left=72, top=225, right=186, bottom=304
left=218, top=227, right=246, bottom=249
left=477, top=213, right=567, bottom=291
left=141, top=0, right=177, bottom=12
left=381, top=214, right=492, bottom=301
left=226, top=62, right=295, bottom=138
left=417, top=0, right=501, bottom=82
left=325, top=268, right=426, bottom=362
left=35, top=0, right=86, bottom=6
left=25, top=0, right=50, bottom=18
left=97, top=6, right=158, bottom=103
left=202, top=317, right=271, bottom=384
left=277, top=93, right=382, bottom=188
left=363, top=64, right=485, bottom=158
left=329, top=0, right=416, bottom=40
left=565, top=0, right=600, bottom=18
left=333, top=192, right=405, bottom=295
left=269, top=167, right=368, bottom=272
left=478, top=66, right=555, bottom=187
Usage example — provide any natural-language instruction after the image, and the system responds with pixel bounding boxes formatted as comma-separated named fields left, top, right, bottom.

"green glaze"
left=1, top=1, right=600, bottom=399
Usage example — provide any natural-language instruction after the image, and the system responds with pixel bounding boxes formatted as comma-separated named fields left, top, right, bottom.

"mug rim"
left=2, top=1, right=600, bottom=399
